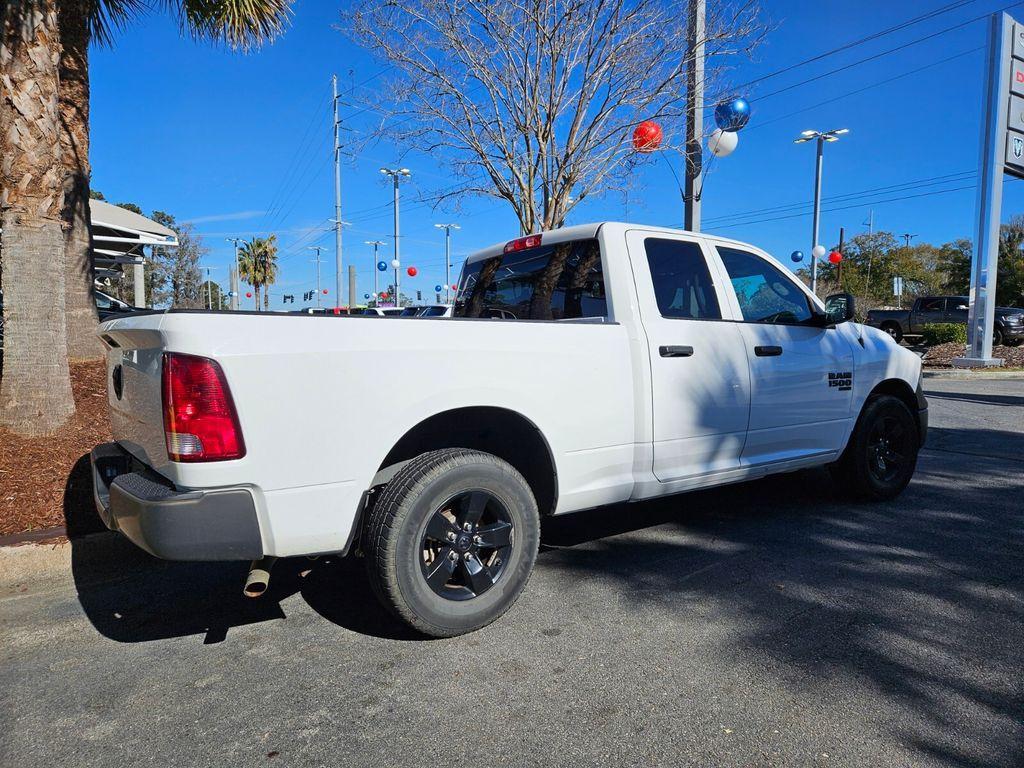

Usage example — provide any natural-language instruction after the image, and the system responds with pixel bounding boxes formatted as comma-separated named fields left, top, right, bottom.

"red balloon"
left=451, top=284, right=457, bottom=291
left=407, top=266, right=418, bottom=277
left=828, top=250, right=843, bottom=264
left=322, top=288, right=328, bottom=294
left=245, top=291, right=252, bottom=298
left=632, top=120, right=663, bottom=153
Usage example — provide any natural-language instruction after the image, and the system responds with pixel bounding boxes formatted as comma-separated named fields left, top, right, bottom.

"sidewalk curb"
left=924, top=369, right=1024, bottom=380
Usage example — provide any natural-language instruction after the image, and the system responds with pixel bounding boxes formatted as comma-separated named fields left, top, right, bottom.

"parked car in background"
left=91, top=222, right=926, bottom=638
left=865, top=295, right=1024, bottom=346
left=416, top=305, right=454, bottom=317
left=95, top=290, right=140, bottom=321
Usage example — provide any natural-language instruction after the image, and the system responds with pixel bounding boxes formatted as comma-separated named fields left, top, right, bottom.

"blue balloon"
left=790, top=250, right=804, bottom=263
left=377, top=260, right=388, bottom=272
left=714, top=98, right=751, bottom=132
left=434, top=284, right=443, bottom=292
left=364, top=293, right=370, bottom=299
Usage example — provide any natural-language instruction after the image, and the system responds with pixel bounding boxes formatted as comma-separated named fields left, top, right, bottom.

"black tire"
left=993, top=326, right=1004, bottom=347
left=363, top=448, right=540, bottom=637
left=830, top=395, right=920, bottom=502
left=881, top=322, right=903, bottom=344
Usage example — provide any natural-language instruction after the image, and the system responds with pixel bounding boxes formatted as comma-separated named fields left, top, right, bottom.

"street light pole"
left=380, top=168, right=411, bottom=308
left=434, top=223, right=461, bottom=304
left=309, top=246, right=325, bottom=307
left=366, top=240, right=386, bottom=302
left=795, top=128, right=849, bottom=294
left=226, top=237, right=244, bottom=310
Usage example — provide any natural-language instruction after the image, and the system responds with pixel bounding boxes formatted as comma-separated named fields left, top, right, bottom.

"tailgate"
left=100, top=317, right=169, bottom=473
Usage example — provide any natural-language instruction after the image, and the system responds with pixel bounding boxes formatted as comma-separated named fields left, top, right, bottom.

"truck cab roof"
left=466, top=222, right=764, bottom=265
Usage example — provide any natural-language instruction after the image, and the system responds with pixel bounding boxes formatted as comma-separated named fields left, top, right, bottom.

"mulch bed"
left=0, top=360, right=111, bottom=537
left=922, top=341, right=1024, bottom=368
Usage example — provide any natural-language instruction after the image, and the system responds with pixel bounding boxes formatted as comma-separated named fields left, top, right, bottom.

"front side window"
left=455, top=238, right=606, bottom=320
left=717, top=247, right=814, bottom=325
left=644, top=238, right=721, bottom=320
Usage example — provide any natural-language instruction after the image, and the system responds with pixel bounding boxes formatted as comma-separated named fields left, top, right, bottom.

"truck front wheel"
left=830, top=395, right=920, bottom=501
left=363, top=448, right=540, bottom=637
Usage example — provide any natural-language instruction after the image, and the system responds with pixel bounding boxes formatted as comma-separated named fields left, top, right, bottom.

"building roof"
left=91, top=200, right=178, bottom=241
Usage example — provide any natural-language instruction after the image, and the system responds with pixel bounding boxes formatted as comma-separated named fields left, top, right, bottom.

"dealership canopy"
left=91, top=200, right=178, bottom=281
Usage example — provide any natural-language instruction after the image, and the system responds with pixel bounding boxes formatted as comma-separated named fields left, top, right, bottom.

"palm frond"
left=170, top=0, right=292, bottom=52
left=88, top=0, right=147, bottom=47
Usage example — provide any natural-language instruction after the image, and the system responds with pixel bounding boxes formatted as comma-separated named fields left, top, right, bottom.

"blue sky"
left=90, top=0, right=1024, bottom=309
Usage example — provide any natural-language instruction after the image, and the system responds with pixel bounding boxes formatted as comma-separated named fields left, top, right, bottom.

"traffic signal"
left=283, top=294, right=294, bottom=304
left=416, top=290, right=422, bottom=301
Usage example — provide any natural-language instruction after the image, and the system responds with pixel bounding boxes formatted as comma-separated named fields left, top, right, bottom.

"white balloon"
left=391, top=259, right=401, bottom=269
left=812, top=245, right=826, bottom=259
left=708, top=128, right=738, bottom=157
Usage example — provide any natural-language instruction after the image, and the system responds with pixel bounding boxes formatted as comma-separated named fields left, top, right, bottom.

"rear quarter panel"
left=114, top=312, right=636, bottom=555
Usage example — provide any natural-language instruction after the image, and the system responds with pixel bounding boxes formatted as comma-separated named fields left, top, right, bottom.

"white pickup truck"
left=91, top=222, right=927, bottom=637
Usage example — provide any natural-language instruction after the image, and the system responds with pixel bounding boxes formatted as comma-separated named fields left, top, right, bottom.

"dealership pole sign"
left=957, top=13, right=1020, bottom=367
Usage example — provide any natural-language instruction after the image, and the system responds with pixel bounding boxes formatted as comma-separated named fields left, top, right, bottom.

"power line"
left=727, top=0, right=977, bottom=93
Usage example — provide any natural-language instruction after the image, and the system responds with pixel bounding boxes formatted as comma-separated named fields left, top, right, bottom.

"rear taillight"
left=161, top=353, right=246, bottom=462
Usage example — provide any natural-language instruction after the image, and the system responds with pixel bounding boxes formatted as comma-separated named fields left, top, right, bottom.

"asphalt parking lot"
left=2, top=377, right=1022, bottom=768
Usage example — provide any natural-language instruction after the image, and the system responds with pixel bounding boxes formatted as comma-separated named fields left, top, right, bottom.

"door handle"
left=659, top=345, right=694, bottom=358
left=754, top=345, right=783, bottom=357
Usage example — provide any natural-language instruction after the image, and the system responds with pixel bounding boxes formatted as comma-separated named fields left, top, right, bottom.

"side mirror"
left=824, top=292, right=856, bottom=325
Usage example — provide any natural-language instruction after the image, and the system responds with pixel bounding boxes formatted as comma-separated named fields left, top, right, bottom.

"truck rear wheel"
left=880, top=322, right=903, bottom=343
left=830, top=395, right=920, bottom=501
left=363, top=448, right=540, bottom=637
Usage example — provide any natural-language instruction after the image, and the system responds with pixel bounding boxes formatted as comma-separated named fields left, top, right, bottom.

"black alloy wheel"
left=865, top=415, right=909, bottom=484
left=420, top=490, right=514, bottom=600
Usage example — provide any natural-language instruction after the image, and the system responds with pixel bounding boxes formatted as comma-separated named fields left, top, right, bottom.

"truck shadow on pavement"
left=67, top=427, right=1023, bottom=765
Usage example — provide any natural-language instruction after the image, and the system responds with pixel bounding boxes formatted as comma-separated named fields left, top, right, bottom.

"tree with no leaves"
left=344, top=0, right=764, bottom=233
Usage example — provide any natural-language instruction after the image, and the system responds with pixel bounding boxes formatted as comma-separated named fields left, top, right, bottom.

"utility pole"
left=380, top=168, right=411, bottom=307
left=837, top=227, right=845, bottom=286
left=864, top=210, right=874, bottom=234
left=309, top=246, right=324, bottom=307
left=332, top=74, right=344, bottom=313
left=226, top=237, right=244, bottom=310
left=206, top=266, right=212, bottom=309
left=366, top=240, right=385, bottom=301
left=795, top=128, right=849, bottom=294
left=434, top=223, right=460, bottom=304
left=348, top=264, right=357, bottom=309
left=901, top=233, right=917, bottom=248
left=683, top=0, right=705, bottom=232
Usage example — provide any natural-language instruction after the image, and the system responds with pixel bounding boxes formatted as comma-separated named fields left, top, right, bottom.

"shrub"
left=920, top=323, right=968, bottom=346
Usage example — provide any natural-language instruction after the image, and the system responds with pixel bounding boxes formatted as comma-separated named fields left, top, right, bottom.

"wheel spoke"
left=476, top=520, right=512, bottom=549
left=458, top=491, right=489, bottom=527
left=425, top=548, right=457, bottom=590
left=425, top=511, right=458, bottom=543
left=460, top=555, right=495, bottom=595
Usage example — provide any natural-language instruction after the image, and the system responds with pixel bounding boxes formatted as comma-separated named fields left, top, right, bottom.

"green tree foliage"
left=150, top=211, right=206, bottom=308
left=237, top=235, right=279, bottom=310
left=198, top=280, right=230, bottom=309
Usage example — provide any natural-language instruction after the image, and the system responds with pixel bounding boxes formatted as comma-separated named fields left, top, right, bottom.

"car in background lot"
left=91, top=222, right=927, bottom=638
left=865, top=295, right=1024, bottom=345
left=95, top=290, right=141, bottom=321
left=415, top=305, right=454, bottom=317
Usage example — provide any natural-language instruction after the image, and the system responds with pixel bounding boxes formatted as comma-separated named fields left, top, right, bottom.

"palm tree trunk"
left=0, top=2, right=76, bottom=435
left=57, top=0, right=101, bottom=360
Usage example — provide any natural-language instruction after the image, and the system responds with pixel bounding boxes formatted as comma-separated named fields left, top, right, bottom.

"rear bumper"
left=90, top=442, right=263, bottom=561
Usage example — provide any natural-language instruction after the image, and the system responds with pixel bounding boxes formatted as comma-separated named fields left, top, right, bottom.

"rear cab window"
left=455, top=238, right=607, bottom=320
